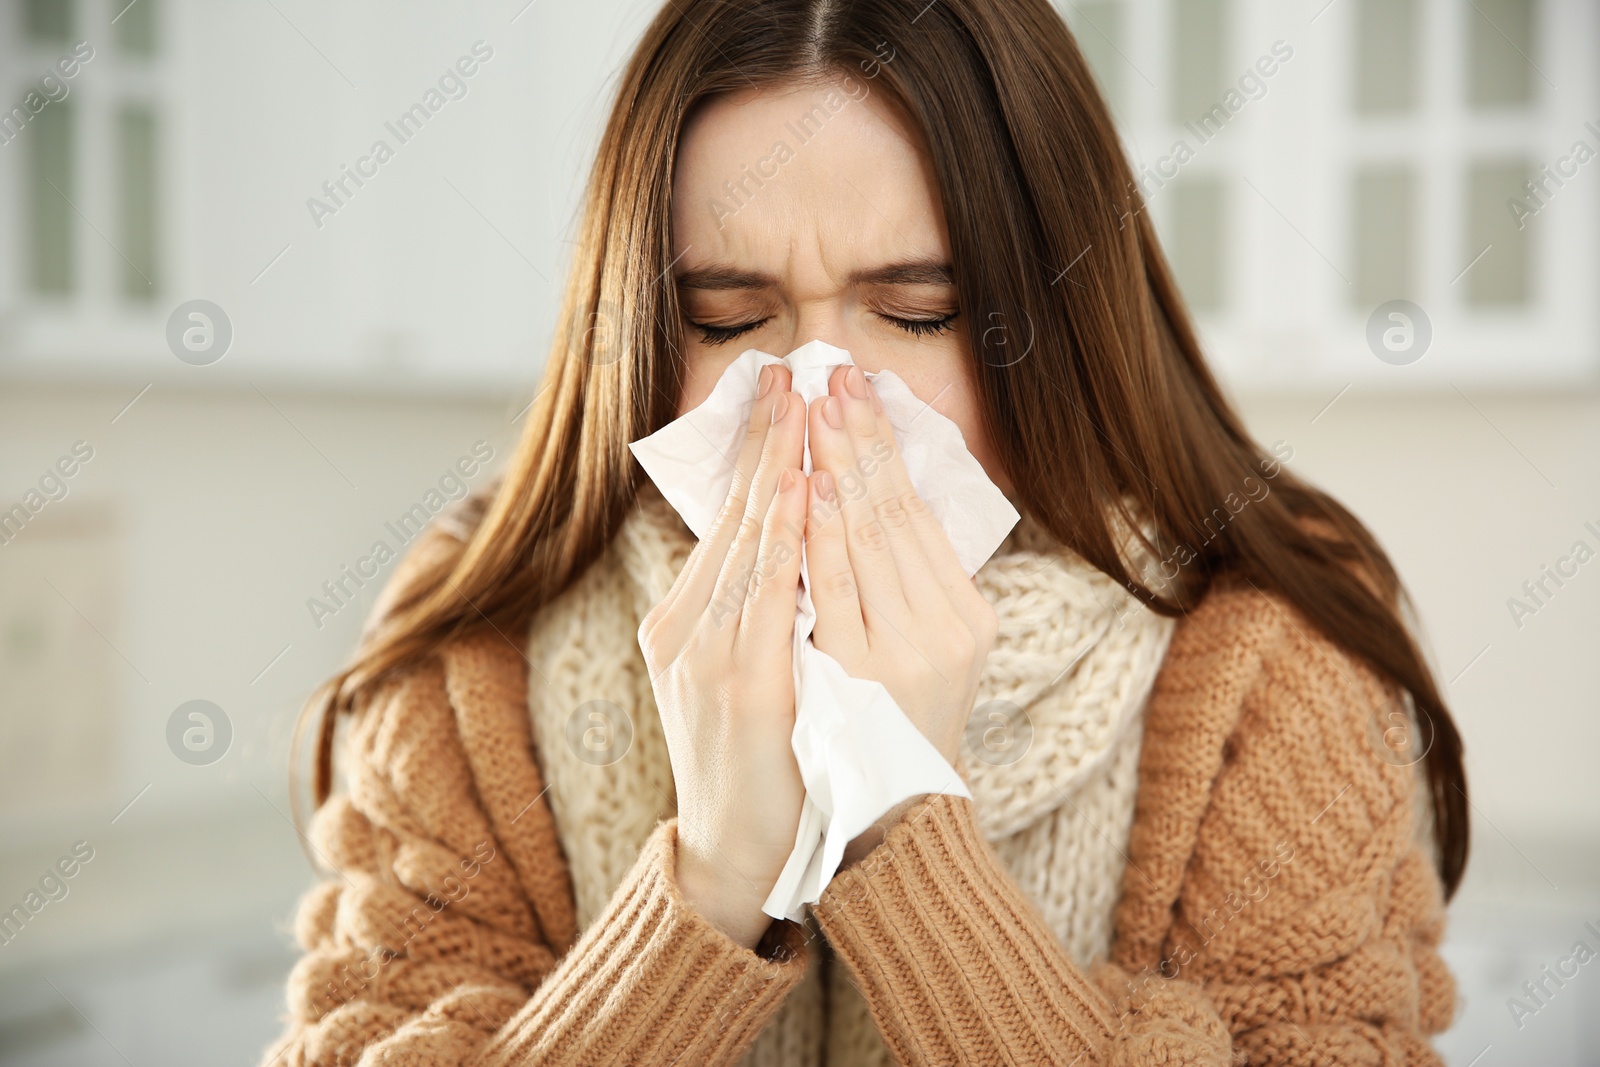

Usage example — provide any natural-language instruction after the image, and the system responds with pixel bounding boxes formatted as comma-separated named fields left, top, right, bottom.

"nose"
left=782, top=300, right=862, bottom=365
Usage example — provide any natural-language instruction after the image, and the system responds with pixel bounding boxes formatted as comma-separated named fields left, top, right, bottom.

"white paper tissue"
left=629, top=339, right=1021, bottom=921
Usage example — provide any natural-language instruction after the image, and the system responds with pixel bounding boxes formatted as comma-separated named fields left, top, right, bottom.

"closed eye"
left=880, top=311, right=959, bottom=337
left=688, top=311, right=958, bottom=344
left=689, top=318, right=770, bottom=346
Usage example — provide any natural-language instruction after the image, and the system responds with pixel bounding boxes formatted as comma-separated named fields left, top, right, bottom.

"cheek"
left=865, top=345, right=969, bottom=425
left=892, top=364, right=1010, bottom=496
left=677, top=365, right=709, bottom=416
left=676, top=348, right=739, bottom=416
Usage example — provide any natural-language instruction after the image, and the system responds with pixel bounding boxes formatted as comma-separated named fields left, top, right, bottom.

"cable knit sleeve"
left=809, top=585, right=1456, bottom=1065
left=259, top=634, right=810, bottom=1067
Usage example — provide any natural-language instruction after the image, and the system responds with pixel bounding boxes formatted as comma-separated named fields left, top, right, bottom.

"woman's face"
left=670, top=74, right=1011, bottom=496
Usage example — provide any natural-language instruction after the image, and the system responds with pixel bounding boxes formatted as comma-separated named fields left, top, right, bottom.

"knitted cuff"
left=810, top=792, right=1117, bottom=1064
left=478, top=817, right=810, bottom=1065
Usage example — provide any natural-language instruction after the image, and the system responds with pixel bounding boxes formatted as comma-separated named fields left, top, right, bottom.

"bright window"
left=5, top=0, right=162, bottom=310
left=1062, top=0, right=1599, bottom=387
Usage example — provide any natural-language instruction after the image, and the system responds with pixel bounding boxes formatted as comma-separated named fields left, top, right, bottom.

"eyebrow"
left=675, top=258, right=955, bottom=291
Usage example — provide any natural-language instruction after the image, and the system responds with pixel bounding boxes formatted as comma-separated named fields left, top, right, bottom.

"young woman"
left=262, top=0, right=1466, bottom=1063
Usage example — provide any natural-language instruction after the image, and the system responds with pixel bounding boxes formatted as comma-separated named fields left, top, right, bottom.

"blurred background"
left=0, top=0, right=1595, bottom=1063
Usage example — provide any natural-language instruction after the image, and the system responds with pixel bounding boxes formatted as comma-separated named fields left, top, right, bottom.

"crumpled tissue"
left=629, top=339, right=1021, bottom=921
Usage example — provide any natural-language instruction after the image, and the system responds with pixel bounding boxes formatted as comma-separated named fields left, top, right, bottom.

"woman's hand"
left=805, top=364, right=998, bottom=775
left=638, top=364, right=809, bottom=950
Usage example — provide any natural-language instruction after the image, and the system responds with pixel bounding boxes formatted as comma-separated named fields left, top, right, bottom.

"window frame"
left=1063, top=0, right=1600, bottom=389
left=1, top=0, right=172, bottom=368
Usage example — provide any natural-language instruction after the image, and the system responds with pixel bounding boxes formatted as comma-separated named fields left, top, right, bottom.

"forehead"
left=671, top=78, right=951, bottom=275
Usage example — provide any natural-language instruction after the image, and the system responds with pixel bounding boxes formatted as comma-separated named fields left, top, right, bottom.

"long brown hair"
left=294, top=0, right=1467, bottom=896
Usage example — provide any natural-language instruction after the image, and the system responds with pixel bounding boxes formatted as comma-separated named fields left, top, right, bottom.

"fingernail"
left=846, top=366, right=869, bottom=400
left=756, top=365, right=774, bottom=398
left=822, top=396, right=842, bottom=429
left=815, top=470, right=835, bottom=501
left=771, top=392, right=790, bottom=424
left=779, top=468, right=796, bottom=492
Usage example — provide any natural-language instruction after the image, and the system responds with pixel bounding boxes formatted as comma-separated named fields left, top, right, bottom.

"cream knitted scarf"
left=525, top=488, right=1176, bottom=1067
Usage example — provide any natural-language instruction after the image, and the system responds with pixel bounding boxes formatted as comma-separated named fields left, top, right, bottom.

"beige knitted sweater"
left=261, top=501, right=1457, bottom=1066
left=524, top=492, right=1177, bottom=1066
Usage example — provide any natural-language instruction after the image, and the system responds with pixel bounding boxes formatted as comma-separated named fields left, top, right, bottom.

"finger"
left=737, top=467, right=808, bottom=655
left=853, top=373, right=974, bottom=607
left=807, top=387, right=906, bottom=618
left=709, top=388, right=805, bottom=636
left=831, top=365, right=935, bottom=610
left=812, top=367, right=928, bottom=617
left=655, top=363, right=792, bottom=627
left=803, top=469, right=867, bottom=658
